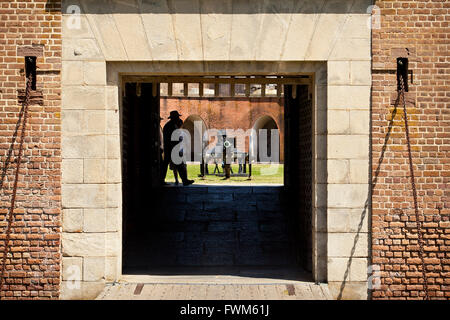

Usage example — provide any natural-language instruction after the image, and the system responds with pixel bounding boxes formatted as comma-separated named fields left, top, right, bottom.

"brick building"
left=371, top=0, right=449, bottom=299
left=0, top=0, right=448, bottom=300
left=160, top=96, right=285, bottom=161
left=0, top=0, right=61, bottom=299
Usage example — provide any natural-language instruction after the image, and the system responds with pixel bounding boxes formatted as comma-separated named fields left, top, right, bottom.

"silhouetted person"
left=174, top=117, right=194, bottom=186
left=161, top=110, right=194, bottom=186
left=170, top=155, right=180, bottom=185
left=161, top=111, right=177, bottom=184
left=159, top=116, right=167, bottom=184
left=222, top=135, right=232, bottom=179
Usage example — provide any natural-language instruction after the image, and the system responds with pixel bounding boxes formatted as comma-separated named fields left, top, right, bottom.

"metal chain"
left=399, top=76, right=429, bottom=300
left=0, top=74, right=32, bottom=298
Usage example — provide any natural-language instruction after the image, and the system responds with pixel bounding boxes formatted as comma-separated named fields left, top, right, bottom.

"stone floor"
left=123, top=185, right=300, bottom=278
left=111, top=184, right=325, bottom=300
left=96, top=276, right=332, bottom=300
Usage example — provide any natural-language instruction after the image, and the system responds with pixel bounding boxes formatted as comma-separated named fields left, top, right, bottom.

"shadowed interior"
left=121, top=81, right=312, bottom=280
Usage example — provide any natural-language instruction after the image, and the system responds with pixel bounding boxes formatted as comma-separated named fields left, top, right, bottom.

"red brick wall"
left=0, top=0, right=61, bottom=299
left=161, top=97, right=285, bottom=161
left=371, top=0, right=449, bottom=299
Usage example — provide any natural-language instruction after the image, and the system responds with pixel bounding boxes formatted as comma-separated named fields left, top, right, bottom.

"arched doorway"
left=182, top=115, right=207, bottom=162
left=251, top=115, right=280, bottom=163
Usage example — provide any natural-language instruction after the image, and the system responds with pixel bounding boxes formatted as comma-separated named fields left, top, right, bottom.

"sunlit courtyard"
left=164, top=163, right=284, bottom=185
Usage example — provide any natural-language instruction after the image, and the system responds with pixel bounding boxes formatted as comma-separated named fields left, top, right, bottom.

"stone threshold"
left=119, top=274, right=313, bottom=285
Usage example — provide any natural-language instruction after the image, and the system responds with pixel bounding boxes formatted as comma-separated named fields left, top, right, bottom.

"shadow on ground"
left=123, top=185, right=309, bottom=282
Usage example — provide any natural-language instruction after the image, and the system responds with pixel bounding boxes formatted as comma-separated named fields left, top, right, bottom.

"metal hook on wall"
left=397, top=57, right=409, bottom=92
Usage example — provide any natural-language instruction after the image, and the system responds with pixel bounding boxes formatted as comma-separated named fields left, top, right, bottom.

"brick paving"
left=97, top=281, right=331, bottom=300
left=123, top=185, right=300, bottom=278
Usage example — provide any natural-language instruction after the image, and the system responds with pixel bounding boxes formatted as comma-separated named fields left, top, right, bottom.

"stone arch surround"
left=61, top=0, right=371, bottom=299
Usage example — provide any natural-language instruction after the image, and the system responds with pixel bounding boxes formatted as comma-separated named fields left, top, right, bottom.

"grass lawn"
left=164, top=163, right=284, bottom=185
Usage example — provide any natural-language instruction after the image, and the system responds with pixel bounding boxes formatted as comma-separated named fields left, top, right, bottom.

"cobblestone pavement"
left=96, top=279, right=332, bottom=300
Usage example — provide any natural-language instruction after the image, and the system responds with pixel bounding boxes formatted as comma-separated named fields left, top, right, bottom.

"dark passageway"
left=123, top=185, right=310, bottom=280
left=121, top=80, right=313, bottom=281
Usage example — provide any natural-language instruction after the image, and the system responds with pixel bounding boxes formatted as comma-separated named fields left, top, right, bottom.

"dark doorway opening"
left=121, top=78, right=313, bottom=281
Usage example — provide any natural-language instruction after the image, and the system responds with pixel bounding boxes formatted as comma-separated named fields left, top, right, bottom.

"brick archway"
left=251, top=114, right=282, bottom=162
left=182, top=114, right=207, bottom=162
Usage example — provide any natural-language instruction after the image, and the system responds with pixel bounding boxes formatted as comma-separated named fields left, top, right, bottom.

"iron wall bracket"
left=397, top=57, right=409, bottom=92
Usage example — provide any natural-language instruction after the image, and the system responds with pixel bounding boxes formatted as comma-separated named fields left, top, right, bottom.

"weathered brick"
left=371, top=0, right=448, bottom=300
left=0, top=0, right=61, bottom=300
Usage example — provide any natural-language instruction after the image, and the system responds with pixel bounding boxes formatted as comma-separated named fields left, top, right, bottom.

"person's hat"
left=168, top=110, right=182, bottom=119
